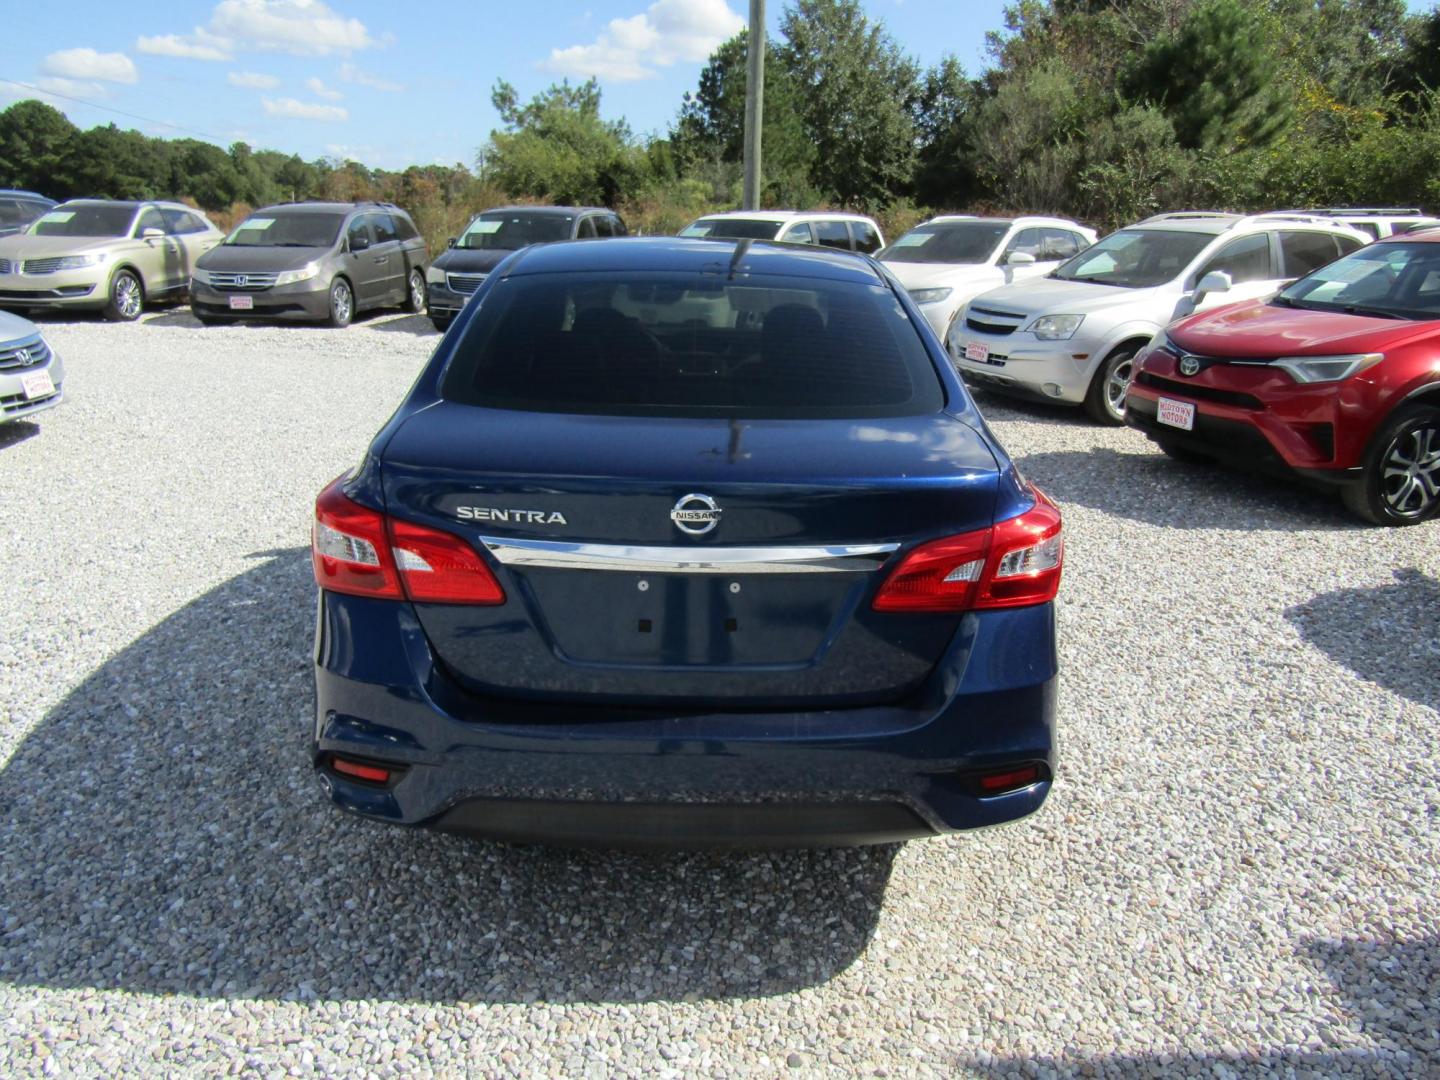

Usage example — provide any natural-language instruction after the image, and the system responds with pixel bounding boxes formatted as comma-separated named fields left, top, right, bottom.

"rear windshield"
left=440, top=271, right=945, bottom=419
left=1276, top=241, right=1440, bottom=320
left=680, top=218, right=782, bottom=241
left=31, top=205, right=136, bottom=237
left=225, top=212, right=343, bottom=247
left=1051, top=228, right=1214, bottom=288
left=880, top=221, right=1009, bottom=264
left=458, top=212, right=572, bottom=250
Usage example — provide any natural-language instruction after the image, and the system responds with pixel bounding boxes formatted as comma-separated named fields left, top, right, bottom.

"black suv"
left=425, top=206, right=628, bottom=331
left=190, top=201, right=429, bottom=327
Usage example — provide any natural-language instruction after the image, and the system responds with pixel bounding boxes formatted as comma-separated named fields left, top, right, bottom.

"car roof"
left=504, top=236, right=886, bottom=283
left=1127, top=211, right=1364, bottom=236
left=921, top=214, right=1083, bottom=229
left=55, top=198, right=195, bottom=211
left=477, top=205, right=611, bottom=217
left=693, top=210, right=878, bottom=224
left=1377, top=227, right=1440, bottom=243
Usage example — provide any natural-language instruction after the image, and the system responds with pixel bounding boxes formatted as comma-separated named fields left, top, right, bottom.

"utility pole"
left=741, top=0, right=765, bottom=210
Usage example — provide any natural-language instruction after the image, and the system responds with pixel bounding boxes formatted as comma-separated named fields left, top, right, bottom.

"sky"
left=0, top=0, right=1013, bottom=171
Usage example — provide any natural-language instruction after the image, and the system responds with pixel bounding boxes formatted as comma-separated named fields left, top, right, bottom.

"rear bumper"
left=312, top=591, right=1058, bottom=848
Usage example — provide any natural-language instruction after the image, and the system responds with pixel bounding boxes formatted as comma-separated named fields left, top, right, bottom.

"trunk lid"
left=381, top=403, right=1002, bottom=706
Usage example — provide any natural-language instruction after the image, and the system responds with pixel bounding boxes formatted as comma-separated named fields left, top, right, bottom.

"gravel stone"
left=0, top=310, right=1436, bottom=1078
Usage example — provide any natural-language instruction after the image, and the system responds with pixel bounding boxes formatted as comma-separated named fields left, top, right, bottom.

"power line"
left=0, top=76, right=226, bottom=143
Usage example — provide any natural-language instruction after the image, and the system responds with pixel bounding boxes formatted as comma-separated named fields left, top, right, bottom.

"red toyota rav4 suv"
left=1126, top=229, right=1440, bottom=526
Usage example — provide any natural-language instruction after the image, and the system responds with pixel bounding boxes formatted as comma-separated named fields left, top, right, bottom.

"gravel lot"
left=1, top=305, right=1437, bottom=1078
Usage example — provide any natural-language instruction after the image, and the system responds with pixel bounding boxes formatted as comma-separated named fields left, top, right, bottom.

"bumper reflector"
left=977, top=765, right=1041, bottom=793
left=330, top=757, right=394, bottom=784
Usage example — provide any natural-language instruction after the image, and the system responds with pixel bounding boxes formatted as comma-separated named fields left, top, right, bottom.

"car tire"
left=404, top=269, right=427, bottom=314
left=430, top=315, right=452, bottom=333
left=1155, top=438, right=1212, bottom=465
left=103, top=269, right=144, bottom=322
left=1340, top=402, right=1440, bottom=526
left=326, top=278, right=354, bottom=329
left=1083, top=344, right=1139, bottom=425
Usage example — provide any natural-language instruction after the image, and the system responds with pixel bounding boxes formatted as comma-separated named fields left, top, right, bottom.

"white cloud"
left=306, top=76, right=343, bottom=100
left=338, top=61, right=403, bottom=92
left=262, top=96, right=348, bottom=121
left=41, top=48, right=140, bottom=85
left=228, top=70, right=280, bottom=89
left=212, top=0, right=376, bottom=56
left=136, top=2, right=375, bottom=64
left=35, top=76, right=109, bottom=100
left=136, top=33, right=232, bottom=61
left=542, top=0, right=743, bottom=82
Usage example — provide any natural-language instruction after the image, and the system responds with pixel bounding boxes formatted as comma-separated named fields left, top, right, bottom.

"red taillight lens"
left=313, top=479, right=403, bottom=599
left=312, top=477, right=505, bottom=605
left=388, top=518, right=505, bottom=604
left=872, top=488, right=1063, bottom=613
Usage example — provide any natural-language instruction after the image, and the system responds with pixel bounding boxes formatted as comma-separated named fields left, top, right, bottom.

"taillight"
left=388, top=517, right=505, bottom=604
left=313, top=480, right=402, bottom=599
left=873, top=489, right=1063, bottom=612
left=312, top=477, right=505, bottom=605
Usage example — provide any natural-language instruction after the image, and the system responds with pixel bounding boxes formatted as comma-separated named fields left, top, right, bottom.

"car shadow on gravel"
left=0, top=548, right=895, bottom=1005
left=366, top=313, right=439, bottom=335
left=1286, top=569, right=1440, bottom=712
left=966, top=935, right=1440, bottom=1074
left=1014, top=446, right=1360, bottom=531
left=0, top=420, right=41, bottom=450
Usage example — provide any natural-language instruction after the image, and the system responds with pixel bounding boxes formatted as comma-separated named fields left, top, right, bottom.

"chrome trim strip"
left=481, top=536, right=899, bottom=574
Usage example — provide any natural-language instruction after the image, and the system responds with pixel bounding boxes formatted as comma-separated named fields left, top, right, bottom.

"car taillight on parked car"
left=873, top=489, right=1063, bottom=612
left=312, top=477, right=505, bottom=604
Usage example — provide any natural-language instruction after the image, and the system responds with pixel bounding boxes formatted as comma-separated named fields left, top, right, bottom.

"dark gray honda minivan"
left=190, top=201, right=429, bottom=327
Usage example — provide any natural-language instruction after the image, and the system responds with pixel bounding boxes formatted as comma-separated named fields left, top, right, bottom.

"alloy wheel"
left=1105, top=355, right=1135, bottom=418
left=115, top=275, right=142, bottom=319
left=1381, top=421, right=1440, bottom=518
left=333, top=282, right=352, bottom=324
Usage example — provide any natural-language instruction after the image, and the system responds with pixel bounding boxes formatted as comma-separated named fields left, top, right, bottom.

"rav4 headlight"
left=1027, top=314, right=1085, bottom=340
left=51, top=253, right=109, bottom=271
left=275, top=262, right=320, bottom=287
left=426, top=265, right=447, bottom=285
left=1274, top=353, right=1384, bottom=383
left=908, top=287, right=953, bottom=304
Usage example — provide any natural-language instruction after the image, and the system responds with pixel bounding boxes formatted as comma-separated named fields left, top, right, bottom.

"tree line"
left=3, top=0, right=1439, bottom=251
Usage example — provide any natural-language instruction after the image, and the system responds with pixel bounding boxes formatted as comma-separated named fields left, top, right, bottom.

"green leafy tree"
left=911, top=56, right=983, bottom=208
left=778, top=0, right=920, bottom=208
left=0, top=100, right=78, bottom=195
left=1122, top=0, right=1292, bottom=151
left=481, top=78, right=638, bottom=206
left=672, top=32, right=816, bottom=205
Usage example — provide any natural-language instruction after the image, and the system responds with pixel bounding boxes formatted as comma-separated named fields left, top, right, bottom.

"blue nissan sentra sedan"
left=311, top=237, right=1062, bottom=847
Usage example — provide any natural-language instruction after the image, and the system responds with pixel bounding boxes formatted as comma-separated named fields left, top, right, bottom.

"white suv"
left=880, top=215, right=1096, bottom=343
left=949, top=212, right=1370, bottom=423
left=679, top=211, right=884, bottom=254
left=1277, top=207, right=1440, bottom=240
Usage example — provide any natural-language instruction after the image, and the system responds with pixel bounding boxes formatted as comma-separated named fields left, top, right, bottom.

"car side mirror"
left=447, top=237, right=457, bottom=248
left=141, top=227, right=165, bottom=240
left=1006, top=251, right=1036, bottom=266
left=1195, top=270, right=1232, bottom=296
left=349, top=234, right=370, bottom=253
